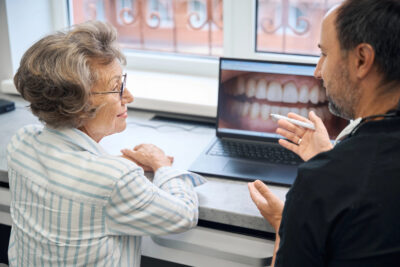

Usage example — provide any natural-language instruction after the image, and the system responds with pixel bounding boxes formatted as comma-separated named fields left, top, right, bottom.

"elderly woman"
left=7, top=21, right=205, bottom=266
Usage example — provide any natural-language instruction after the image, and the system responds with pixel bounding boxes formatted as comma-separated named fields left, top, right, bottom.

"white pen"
left=271, top=113, right=316, bottom=130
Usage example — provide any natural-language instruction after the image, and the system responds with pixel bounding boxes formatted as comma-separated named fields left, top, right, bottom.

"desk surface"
left=0, top=94, right=289, bottom=233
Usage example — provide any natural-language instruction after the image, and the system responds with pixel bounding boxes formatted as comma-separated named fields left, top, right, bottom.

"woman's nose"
left=122, top=88, right=134, bottom=104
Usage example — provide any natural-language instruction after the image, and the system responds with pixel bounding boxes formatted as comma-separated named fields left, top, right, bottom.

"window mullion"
left=50, top=0, right=69, bottom=31
left=223, top=0, right=255, bottom=59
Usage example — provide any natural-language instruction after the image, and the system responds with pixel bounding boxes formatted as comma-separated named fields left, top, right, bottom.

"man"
left=248, top=0, right=400, bottom=266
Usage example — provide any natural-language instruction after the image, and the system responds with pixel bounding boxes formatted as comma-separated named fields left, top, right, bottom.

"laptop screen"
left=217, top=58, right=347, bottom=140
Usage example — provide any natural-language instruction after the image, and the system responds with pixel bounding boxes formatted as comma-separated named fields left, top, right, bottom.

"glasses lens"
left=120, top=74, right=127, bottom=99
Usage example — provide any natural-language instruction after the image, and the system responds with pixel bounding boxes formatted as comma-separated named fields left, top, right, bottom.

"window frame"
left=1, top=0, right=321, bottom=117
left=64, top=0, right=319, bottom=78
left=226, top=0, right=319, bottom=64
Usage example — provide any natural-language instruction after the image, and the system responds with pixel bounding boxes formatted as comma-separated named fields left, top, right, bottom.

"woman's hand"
left=276, top=111, right=333, bottom=161
left=121, top=144, right=174, bottom=172
left=248, top=180, right=284, bottom=232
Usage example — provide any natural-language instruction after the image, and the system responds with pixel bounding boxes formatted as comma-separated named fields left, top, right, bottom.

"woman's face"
left=81, top=60, right=134, bottom=142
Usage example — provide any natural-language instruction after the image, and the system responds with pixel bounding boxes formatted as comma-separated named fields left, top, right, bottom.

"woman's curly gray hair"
left=14, top=21, right=126, bottom=128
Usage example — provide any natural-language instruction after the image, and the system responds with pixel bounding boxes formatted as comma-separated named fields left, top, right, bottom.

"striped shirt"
left=6, top=124, right=206, bottom=266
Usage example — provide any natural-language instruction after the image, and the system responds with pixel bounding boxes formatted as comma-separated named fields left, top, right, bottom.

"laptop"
left=189, top=57, right=347, bottom=186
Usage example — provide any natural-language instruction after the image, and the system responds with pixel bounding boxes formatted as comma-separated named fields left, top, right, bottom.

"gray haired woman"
left=7, top=21, right=205, bottom=266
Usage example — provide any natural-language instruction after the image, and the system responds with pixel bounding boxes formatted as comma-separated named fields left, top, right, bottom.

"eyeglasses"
left=92, top=73, right=127, bottom=100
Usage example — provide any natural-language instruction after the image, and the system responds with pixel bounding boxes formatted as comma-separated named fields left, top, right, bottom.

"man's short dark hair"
left=336, top=0, right=400, bottom=83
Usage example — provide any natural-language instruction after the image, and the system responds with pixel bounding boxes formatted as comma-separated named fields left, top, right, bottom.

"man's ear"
left=353, top=43, right=375, bottom=79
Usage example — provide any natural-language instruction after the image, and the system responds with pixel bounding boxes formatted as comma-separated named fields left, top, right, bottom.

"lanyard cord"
left=348, top=100, right=400, bottom=137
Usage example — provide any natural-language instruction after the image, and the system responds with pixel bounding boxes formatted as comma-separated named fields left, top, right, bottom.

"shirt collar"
left=333, top=118, right=362, bottom=146
left=44, top=127, right=108, bottom=156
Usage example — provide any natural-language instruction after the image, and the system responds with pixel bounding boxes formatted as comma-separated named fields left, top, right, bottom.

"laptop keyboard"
left=208, top=139, right=303, bottom=165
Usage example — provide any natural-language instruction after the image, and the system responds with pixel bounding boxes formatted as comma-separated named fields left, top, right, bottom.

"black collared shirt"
left=275, top=117, right=400, bottom=267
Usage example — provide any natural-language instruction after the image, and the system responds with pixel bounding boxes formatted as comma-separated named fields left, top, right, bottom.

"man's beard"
left=323, top=66, right=359, bottom=121
left=327, top=95, right=353, bottom=120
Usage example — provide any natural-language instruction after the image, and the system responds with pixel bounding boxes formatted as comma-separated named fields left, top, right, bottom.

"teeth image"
left=271, top=106, right=280, bottom=117
left=230, top=101, right=237, bottom=115
left=310, top=85, right=319, bottom=104
left=237, top=76, right=246, bottom=95
left=310, top=107, right=318, bottom=116
left=233, top=85, right=239, bottom=96
left=255, top=79, right=268, bottom=99
left=267, top=81, right=283, bottom=102
left=246, top=78, right=257, bottom=98
left=242, top=102, right=251, bottom=116
left=230, top=101, right=237, bottom=114
left=282, top=82, right=298, bottom=103
left=261, top=104, right=271, bottom=120
left=300, top=107, right=309, bottom=118
left=298, top=85, right=309, bottom=103
left=280, top=107, right=291, bottom=116
left=234, top=101, right=243, bottom=116
left=316, top=107, right=325, bottom=120
left=319, top=87, right=326, bottom=103
left=250, top=103, right=260, bottom=119
left=290, top=107, right=300, bottom=115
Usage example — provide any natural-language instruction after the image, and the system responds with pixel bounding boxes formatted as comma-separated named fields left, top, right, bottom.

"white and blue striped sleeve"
left=105, top=166, right=206, bottom=236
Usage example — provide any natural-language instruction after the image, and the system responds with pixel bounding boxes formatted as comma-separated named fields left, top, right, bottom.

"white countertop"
left=0, top=94, right=289, bottom=233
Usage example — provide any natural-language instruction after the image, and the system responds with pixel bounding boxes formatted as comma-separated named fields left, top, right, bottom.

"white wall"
left=4, top=0, right=54, bottom=75
left=0, top=0, right=12, bottom=82
left=0, top=0, right=69, bottom=79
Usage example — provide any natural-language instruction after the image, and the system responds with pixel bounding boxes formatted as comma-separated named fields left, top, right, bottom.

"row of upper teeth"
left=226, top=77, right=326, bottom=104
left=229, top=101, right=331, bottom=121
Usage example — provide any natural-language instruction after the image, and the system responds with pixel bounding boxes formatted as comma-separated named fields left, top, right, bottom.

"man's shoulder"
left=294, top=137, right=377, bottom=189
left=295, top=133, right=400, bottom=191
left=305, top=133, right=390, bottom=168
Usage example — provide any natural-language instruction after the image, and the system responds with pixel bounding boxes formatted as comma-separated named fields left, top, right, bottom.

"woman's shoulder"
left=7, top=124, right=43, bottom=152
left=16, top=124, right=44, bottom=137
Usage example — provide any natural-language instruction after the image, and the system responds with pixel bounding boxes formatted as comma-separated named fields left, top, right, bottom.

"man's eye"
left=111, top=85, right=119, bottom=91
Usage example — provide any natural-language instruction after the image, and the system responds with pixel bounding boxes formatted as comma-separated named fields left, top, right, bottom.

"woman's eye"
left=111, top=85, right=119, bottom=92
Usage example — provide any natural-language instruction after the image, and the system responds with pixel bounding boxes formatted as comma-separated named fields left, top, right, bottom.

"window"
left=68, top=0, right=342, bottom=75
left=69, top=0, right=223, bottom=57
left=256, top=0, right=343, bottom=56
left=0, top=1, right=345, bottom=117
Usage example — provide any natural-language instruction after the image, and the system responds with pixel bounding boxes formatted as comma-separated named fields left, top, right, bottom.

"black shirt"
left=275, top=117, right=400, bottom=267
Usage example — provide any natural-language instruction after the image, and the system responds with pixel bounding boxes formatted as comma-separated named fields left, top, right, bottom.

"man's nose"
left=314, top=58, right=322, bottom=79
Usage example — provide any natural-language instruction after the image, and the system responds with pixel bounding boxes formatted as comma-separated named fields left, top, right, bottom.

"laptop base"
left=189, top=148, right=297, bottom=187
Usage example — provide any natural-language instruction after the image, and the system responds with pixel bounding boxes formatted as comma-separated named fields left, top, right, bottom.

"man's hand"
left=276, top=111, right=333, bottom=161
left=121, top=144, right=174, bottom=172
left=248, top=180, right=284, bottom=232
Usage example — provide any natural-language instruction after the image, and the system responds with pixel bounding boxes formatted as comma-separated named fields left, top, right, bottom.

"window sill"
left=126, top=70, right=218, bottom=118
left=1, top=70, right=219, bottom=118
left=0, top=80, right=16, bottom=95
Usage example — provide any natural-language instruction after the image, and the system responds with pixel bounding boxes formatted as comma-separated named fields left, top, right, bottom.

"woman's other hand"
left=121, top=144, right=174, bottom=172
left=276, top=111, right=333, bottom=161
